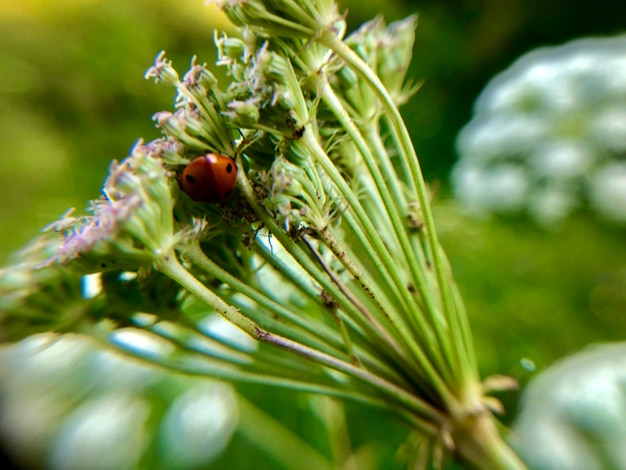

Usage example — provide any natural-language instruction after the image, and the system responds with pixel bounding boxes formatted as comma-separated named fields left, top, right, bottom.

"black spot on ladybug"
left=225, top=163, right=234, bottom=173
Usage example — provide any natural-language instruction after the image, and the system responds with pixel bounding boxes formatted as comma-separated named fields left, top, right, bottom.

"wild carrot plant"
left=0, top=1, right=526, bottom=467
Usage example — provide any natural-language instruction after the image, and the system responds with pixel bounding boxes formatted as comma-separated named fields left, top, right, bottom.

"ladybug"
left=179, top=153, right=237, bottom=203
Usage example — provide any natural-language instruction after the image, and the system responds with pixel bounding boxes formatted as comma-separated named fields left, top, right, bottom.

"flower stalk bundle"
left=0, top=0, right=526, bottom=468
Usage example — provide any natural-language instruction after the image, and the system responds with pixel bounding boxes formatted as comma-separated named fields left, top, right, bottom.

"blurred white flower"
left=199, top=314, right=258, bottom=353
left=6, top=334, right=93, bottom=389
left=589, top=106, right=626, bottom=152
left=528, top=185, right=577, bottom=228
left=158, top=383, right=238, bottom=467
left=589, top=163, right=626, bottom=223
left=0, top=334, right=240, bottom=469
left=110, top=328, right=175, bottom=356
left=89, top=347, right=156, bottom=390
left=513, top=343, right=626, bottom=469
left=453, top=164, right=528, bottom=215
left=529, top=140, right=594, bottom=180
left=453, top=34, right=626, bottom=226
left=50, top=393, right=150, bottom=470
left=81, top=273, right=102, bottom=299
left=456, top=115, right=549, bottom=162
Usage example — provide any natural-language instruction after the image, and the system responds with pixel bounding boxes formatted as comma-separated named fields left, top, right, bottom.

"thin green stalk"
left=317, top=225, right=406, bottom=328
left=363, top=122, right=431, bottom=283
left=363, top=123, right=462, bottom=378
left=302, top=158, right=325, bottom=198
left=318, top=229, right=446, bottom=398
left=226, top=294, right=346, bottom=358
left=184, top=241, right=345, bottom=353
left=301, top=129, right=458, bottom=410
left=330, top=305, right=361, bottom=367
left=449, top=270, right=479, bottom=386
left=363, top=119, right=435, bottom=314
left=254, top=327, right=447, bottom=423
left=299, top=233, right=402, bottom=353
left=301, top=128, right=419, bottom=328
left=138, top=319, right=335, bottom=383
left=86, top=324, right=426, bottom=425
left=254, top=237, right=421, bottom=390
left=320, top=82, right=403, bottom=256
left=235, top=156, right=421, bottom=377
left=157, top=248, right=445, bottom=423
left=157, top=253, right=259, bottom=336
left=254, top=235, right=321, bottom=302
left=319, top=80, right=454, bottom=383
left=377, top=120, right=472, bottom=392
left=338, top=206, right=416, bottom=324
left=226, top=294, right=408, bottom=387
left=321, top=31, right=475, bottom=390
left=253, top=235, right=392, bottom=360
left=145, top=321, right=254, bottom=365
left=179, top=312, right=338, bottom=380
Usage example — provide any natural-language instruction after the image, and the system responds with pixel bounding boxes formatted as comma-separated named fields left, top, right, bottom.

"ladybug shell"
left=179, top=154, right=237, bottom=203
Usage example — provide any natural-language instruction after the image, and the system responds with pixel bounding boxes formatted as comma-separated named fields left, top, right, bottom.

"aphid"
left=179, top=153, right=237, bottom=203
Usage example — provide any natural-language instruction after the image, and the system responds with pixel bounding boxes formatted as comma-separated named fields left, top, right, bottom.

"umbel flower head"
left=453, top=34, right=626, bottom=227
left=44, top=144, right=177, bottom=273
left=214, top=0, right=344, bottom=39
left=0, top=236, right=87, bottom=341
left=1, top=1, right=527, bottom=468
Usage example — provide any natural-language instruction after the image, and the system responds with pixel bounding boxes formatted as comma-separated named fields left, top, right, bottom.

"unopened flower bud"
left=145, top=51, right=180, bottom=87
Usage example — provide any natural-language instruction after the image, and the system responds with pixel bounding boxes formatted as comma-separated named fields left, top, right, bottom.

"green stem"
left=335, top=207, right=415, bottom=328
left=131, top=313, right=339, bottom=380
left=143, top=319, right=254, bottom=365
left=320, top=31, right=476, bottom=390
left=317, top=225, right=407, bottom=333
left=300, top=129, right=457, bottom=409
left=299, top=233, right=401, bottom=357
left=331, top=305, right=361, bottom=367
left=451, top=411, right=528, bottom=470
left=156, top=250, right=445, bottom=425
left=87, top=323, right=402, bottom=415
left=235, top=155, right=420, bottom=377
left=183, top=241, right=344, bottom=353
left=320, top=79, right=453, bottom=383
left=252, top=237, right=416, bottom=389
left=158, top=253, right=258, bottom=335
left=363, top=122, right=432, bottom=300
left=254, top=326, right=446, bottom=424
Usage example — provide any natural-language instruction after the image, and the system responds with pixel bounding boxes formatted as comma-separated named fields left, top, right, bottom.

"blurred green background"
left=1, top=0, right=625, bottom=468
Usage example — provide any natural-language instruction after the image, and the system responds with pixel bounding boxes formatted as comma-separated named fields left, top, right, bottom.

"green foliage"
left=439, top=207, right=626, bottom=426
left=441, top=211, right=626, bottom=375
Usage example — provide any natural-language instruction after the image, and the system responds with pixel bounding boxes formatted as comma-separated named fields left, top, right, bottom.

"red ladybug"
left=179, top=154, right=238, bottom=203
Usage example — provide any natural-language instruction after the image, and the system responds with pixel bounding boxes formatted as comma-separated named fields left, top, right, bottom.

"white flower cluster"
left=0, top=335, right=238, bottom=470
left=452, top=35, right=626, bottom=226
